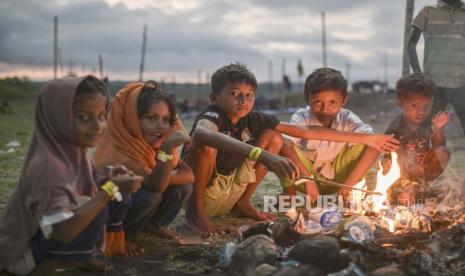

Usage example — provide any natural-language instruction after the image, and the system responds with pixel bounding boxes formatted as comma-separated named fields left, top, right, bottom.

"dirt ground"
left=1, top=94, right=464, bottom=275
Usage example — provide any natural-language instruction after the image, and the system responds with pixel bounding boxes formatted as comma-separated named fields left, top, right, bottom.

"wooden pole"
left=53, top=16, right=58, bottom=79
left=402, top=0, right=415, bottom=76
left=139, top=24, right=147, bottom=81
left=321, top=11, right=327, bottom=67
left=98, top=54, right=103, bottom=79
left=58, top=48, right=63, bottom=77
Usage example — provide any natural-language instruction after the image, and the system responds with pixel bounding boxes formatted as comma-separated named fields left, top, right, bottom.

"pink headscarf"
left=0, top=76, right=105, bottom=268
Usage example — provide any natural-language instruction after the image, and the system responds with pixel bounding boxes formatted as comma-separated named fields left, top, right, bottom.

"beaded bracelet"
left=157, top=150, right=174, bottom=163
left=101, top=181, right=122, bottom=202
left=248, top=146, right=263, bottom=161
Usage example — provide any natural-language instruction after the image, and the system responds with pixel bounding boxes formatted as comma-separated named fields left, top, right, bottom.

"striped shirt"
left=412, top=1, right=465, bottom=88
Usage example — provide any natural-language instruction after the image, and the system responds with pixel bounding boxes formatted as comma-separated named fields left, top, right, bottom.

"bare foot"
left=232, top=200, right=275, bottom=221
left=126, top=240, right=144, bottom=256
left=184, top=211, right=223, bottom=235
left=144, top=224, right=181, bottom=240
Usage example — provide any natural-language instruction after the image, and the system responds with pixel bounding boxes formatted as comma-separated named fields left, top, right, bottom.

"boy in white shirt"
left=281, top=68, right=382, bottom=201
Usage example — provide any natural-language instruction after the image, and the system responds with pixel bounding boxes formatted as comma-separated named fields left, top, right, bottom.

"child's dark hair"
left=304, top=68, right=347, bottom=102
left=76, top=75, right=110, bottom=99
left=396, top=73, right=436, bottom=100
left=211, top=62, right=257, bottom=94
left=137, top=80, right=177, bottom=125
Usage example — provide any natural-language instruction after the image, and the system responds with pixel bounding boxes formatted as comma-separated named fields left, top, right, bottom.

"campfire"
left=221, top=152, right=465, bottom=275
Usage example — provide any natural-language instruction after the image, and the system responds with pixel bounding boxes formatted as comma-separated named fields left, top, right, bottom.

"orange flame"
left=349, top=178, right=366, bottom=213
left=372, top=152, right=401, bottom=212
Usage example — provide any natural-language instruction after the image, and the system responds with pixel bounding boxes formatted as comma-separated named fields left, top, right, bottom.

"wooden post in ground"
left=402, top=0, right=415, bottom=76
left=53, top=16, right=58, bottom=79
left=98, top=54, right=103, bottom=79
left=321, top=11, right=327, bottom=68
left=139, top=24, right=147, bottom=82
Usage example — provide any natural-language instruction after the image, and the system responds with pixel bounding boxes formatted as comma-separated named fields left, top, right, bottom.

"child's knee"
left=257, top=129, right=283, bottom=152
left=189, top=140, right=217, bottom=158
left=282, top=138, right=294, bottom=149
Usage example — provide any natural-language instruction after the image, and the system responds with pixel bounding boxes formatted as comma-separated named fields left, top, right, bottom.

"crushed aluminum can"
left=345, top=221, right=374, bottom=243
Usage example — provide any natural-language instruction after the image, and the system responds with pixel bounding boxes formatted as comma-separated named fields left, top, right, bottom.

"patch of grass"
left=0, top=100, right=35, bottom=211
left=0, top=77, right=39, bottom=100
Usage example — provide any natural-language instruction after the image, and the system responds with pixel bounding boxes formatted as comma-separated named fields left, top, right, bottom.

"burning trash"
left=219, top=152, right=465, bottom=275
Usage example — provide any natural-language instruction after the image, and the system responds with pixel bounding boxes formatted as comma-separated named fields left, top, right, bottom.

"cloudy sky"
left=1, top=0, right=437, bottom=86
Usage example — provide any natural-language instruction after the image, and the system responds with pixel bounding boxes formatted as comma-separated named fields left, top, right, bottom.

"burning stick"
left=296, top=175, right=382, bottom=196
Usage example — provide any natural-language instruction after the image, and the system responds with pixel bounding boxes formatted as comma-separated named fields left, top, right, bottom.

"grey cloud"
left=0, top=0, right=438, bottom=84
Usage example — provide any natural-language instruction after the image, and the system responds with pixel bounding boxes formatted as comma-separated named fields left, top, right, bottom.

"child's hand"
left=380, top=158, right=392, bottom=175
left=162, top=130, right=191, bottom=151
left=367, top=134, right=399, bottom=153
left=305, top=181, right=319, bottom=203
left=111, top=175, right=143, bottom=194
left=338, top=188, right=351, bottom=200
left=261, top=151, right=299, bottom=180
left=174, top=114, right=188, bottom=134
left=432, top=111, right=451, bottom=129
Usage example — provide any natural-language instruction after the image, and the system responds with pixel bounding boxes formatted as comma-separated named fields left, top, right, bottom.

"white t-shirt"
left=286, top=106, right=373, bottom=179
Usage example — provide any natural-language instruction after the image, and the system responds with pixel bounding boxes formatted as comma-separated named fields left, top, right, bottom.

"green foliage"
left=0, top=77, right=39, bottom=100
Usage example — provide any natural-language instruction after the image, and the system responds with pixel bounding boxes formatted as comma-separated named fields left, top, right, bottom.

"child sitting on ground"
left=280, top=67, right=382, bottom=200
left=383, top=73, right=450, bottom=204
left=95, top=81, right=193, bottom=247
left=0, top=76, right=142, bottom=275
left=183, top=63, right=399, bottom=234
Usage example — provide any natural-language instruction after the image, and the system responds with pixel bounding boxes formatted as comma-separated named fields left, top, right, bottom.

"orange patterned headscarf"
left=95, top=82, right=155, bottom=174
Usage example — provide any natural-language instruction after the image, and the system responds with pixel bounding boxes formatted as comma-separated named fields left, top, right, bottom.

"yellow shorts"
left=204, top=160, right=256, bottom=216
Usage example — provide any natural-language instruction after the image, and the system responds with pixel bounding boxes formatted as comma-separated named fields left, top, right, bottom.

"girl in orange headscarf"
left=95, top=81, right=193, bottom=254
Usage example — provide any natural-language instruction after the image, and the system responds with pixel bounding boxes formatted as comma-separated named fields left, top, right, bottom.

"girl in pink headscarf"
left=0, top=76, right=142, bottom=275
